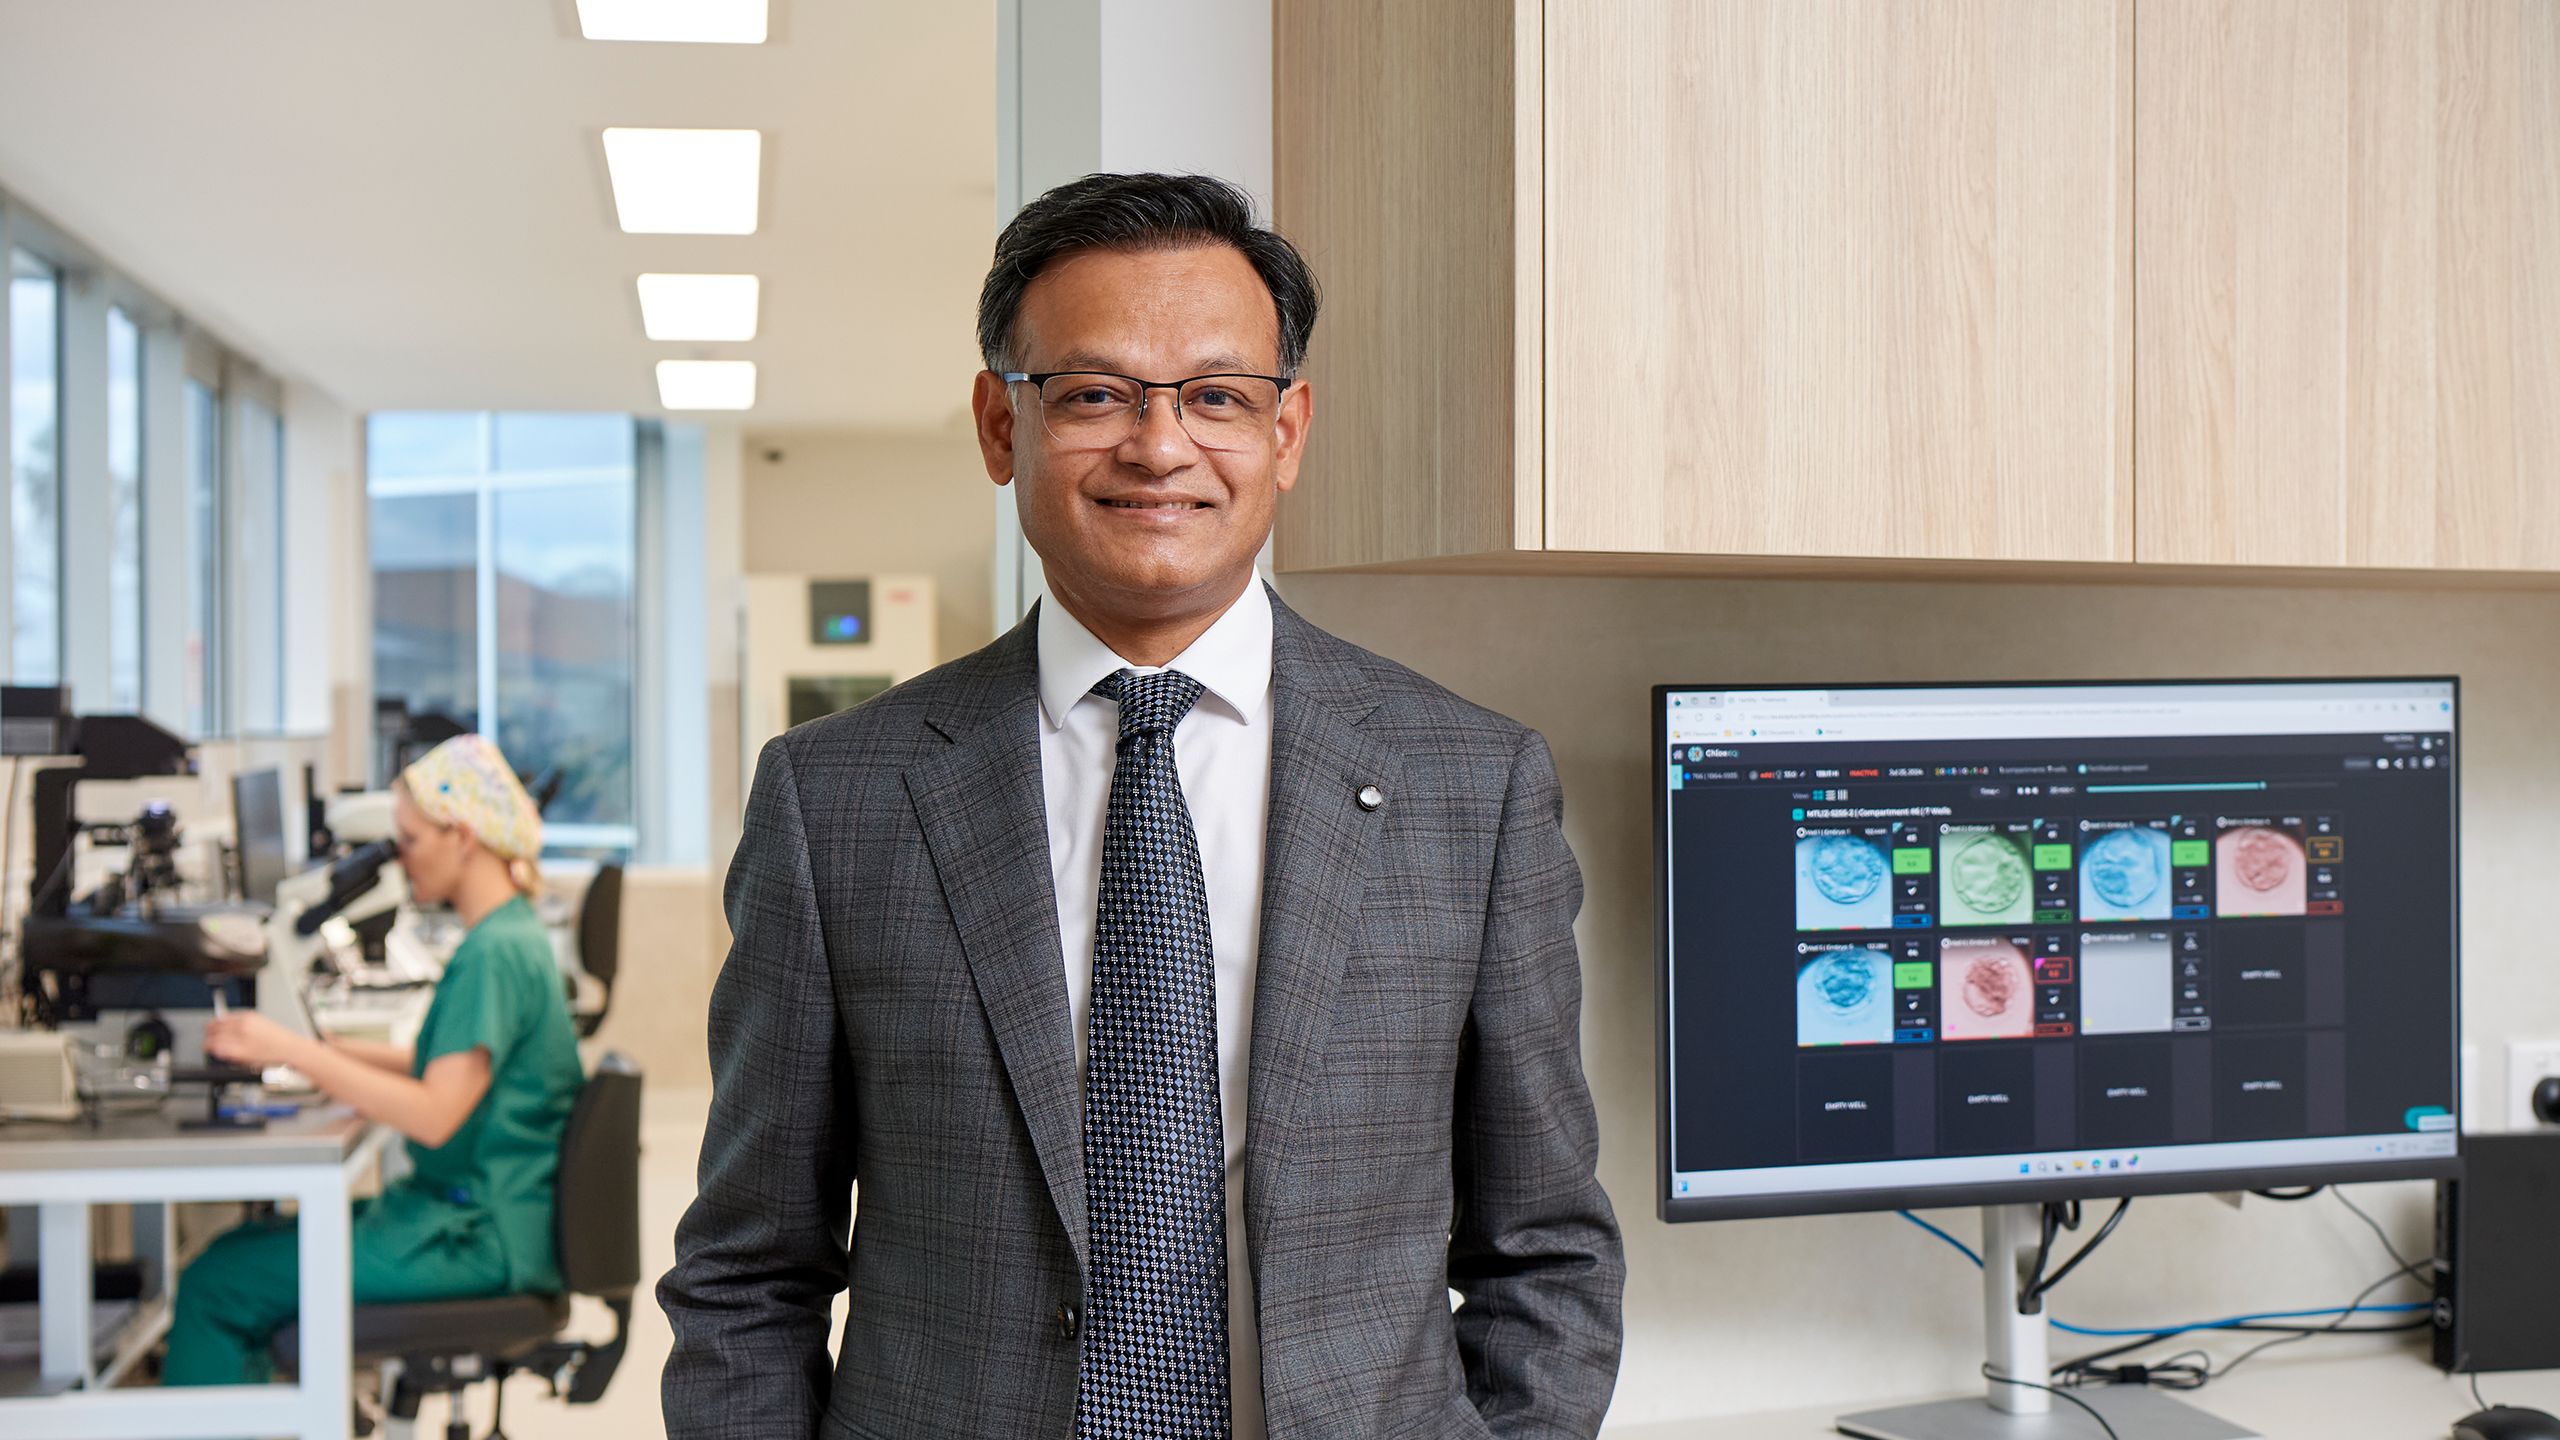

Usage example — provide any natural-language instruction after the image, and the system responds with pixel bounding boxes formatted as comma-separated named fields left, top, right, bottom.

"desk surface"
left=0, top=1105, right=371, bottom=1172
left=1604, top=1347, right=2560, bottom=1440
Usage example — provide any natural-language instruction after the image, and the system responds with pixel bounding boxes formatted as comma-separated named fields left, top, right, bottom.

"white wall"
left=992, top=0, right=1275, bottom=629
left=284, top=378, right=354, bottom=751
left=1278, top=568, right=2553, bottom=1426
left=57, top=269, right=111, bottom=706
left=739, top=425, right=998, bottom=667
left=595, top=421, right=744, bottom=1088
left=139, top=321, right=189, bottom=733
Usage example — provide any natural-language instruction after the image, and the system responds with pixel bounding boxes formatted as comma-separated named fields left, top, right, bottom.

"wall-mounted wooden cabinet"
left=2136, top=0, right=2560, bottom=571
left=1275, top=0, right=2560, bottom=583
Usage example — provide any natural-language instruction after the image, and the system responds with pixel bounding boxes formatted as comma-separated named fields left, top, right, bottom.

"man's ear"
left=1272, top=378, right=1315, bottom=494
left=973, top=370, right=1018, bottom=487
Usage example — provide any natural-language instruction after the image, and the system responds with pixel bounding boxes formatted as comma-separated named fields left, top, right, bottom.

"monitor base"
left=1838, top=1386, right=2258, bottom=1439
left=1838, top=1207, right=2260, bottom=1440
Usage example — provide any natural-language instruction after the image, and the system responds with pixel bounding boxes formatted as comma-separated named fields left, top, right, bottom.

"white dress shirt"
left=1038, top=579, right=1273, bottom=1440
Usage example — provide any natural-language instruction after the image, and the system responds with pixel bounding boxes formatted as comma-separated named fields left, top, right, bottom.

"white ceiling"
left=0, top=0, right=995, bottom=429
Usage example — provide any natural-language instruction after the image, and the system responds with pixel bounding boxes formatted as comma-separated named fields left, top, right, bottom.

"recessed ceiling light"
left=601, top=128, right=761, bottom=235
left=576, top=0, right=768, bottom=44
left=657, top=360, right=757, bottom=411
left=637, top=273, right=760, bottom=341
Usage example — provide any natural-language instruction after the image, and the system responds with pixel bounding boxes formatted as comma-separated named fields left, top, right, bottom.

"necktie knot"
left=1092, top=668, right=1204, bottom=740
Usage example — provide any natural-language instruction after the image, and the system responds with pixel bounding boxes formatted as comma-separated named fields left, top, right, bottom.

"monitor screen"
left=232, top=767, right=291, bottom=906
left=0, top=685, right=67, bottom=756
left=1656, top=677, right=2460, bottom=1221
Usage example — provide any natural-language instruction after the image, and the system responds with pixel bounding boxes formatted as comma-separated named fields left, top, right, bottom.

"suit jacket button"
left=1057, top=1303, right=1080, bottom=1339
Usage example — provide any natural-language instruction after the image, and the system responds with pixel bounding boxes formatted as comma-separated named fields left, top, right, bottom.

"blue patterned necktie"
left=1077, top=667, right=1232, bottom=1440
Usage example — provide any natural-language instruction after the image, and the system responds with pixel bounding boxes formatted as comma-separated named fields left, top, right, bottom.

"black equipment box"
left=2436, top=1132, right=2560, bottom=1373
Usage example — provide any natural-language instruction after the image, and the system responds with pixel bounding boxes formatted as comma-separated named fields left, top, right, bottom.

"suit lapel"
left=904, top=616, right=1090, bottom=1274
left=901, top=595, right=1403, bottom=1277
left=1244, top=595, right=1400, bottom=1251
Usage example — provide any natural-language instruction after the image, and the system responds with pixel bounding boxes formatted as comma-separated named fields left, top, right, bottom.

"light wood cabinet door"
left=1272, top=0, right=1542, bottom=572
left=2136, top=0, right=2560, bottom=570
left=1542, top=0, right=2134, bottom=562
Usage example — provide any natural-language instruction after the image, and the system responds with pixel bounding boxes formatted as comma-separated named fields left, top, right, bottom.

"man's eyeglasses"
left=1001, top=370, right=1291, bottom=452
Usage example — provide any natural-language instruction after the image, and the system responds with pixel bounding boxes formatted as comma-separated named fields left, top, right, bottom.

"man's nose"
left=1119, top=389, right=1199, bottom=470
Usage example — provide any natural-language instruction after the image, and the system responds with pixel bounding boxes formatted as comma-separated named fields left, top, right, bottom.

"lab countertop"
left=0, top=1104, right=372, bottom=1171
left=1602, top=1346, right=2560, bottom=1440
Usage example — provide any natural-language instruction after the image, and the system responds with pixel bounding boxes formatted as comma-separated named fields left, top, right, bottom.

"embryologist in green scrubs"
left=166, top=734, right=585, bottom=1385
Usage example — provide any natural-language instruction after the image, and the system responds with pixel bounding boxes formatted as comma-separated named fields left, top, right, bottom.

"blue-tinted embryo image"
left=1797, top=948, right=1892, bottom=1046
left=1795, top=832, right=1891, bottom=931
left=2079, top=826, right=2172, bottom=921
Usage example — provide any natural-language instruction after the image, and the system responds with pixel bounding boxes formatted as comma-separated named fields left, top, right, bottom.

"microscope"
left=19, top=716, right=268, bottom=1027
left=256, top=790, right=409, bottom=1035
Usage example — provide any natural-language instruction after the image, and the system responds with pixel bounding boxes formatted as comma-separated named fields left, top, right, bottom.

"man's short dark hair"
left=976, top=172, right=1320, bottom=377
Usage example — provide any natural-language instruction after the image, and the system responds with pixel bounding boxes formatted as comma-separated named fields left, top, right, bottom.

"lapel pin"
left=1356, top=784, right=1385, bottom=812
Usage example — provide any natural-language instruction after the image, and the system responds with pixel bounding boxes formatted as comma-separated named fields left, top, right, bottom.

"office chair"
left=571, top=863, right=622, bottom=1039
left=276, top=1052, right=642, bottom=1440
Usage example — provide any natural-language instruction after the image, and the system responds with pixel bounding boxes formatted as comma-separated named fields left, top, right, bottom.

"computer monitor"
left=1654, top=678, right=2461, bottom=1436
left=231, top=767, right=291, bottom=906
left=0, top=685, right=69, bottom=756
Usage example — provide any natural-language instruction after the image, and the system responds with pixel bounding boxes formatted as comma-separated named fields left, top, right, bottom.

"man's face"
left=972, top=244, right=1313, bottom=626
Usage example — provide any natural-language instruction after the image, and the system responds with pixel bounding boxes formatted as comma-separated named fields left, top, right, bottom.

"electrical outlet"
left=2507, top=1040, right=2560, bottom=1131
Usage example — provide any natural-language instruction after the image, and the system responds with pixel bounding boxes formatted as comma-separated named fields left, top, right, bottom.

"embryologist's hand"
left=203, top=1012, right=308, bottom=1071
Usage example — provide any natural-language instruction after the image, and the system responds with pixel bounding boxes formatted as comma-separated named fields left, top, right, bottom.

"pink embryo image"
left=2215, top=825, right=2306, bottom=916
left=1939, top=940, right=2034, bottom=1040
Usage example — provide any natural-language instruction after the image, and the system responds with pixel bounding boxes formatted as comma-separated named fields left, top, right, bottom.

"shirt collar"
left=1036, top=578, right=1274, bottom=731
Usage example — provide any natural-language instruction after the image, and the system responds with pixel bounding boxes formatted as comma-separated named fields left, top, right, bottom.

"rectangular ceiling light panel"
left=603, top=128, right=762, bottom=234
left=638, top=273, right=761, bottom=341
left=657, top=359, right=758, bottom=410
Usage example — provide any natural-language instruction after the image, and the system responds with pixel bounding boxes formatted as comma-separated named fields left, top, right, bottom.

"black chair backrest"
left=577, top=864, right=624, bottom=993
left=554, top=1052, right=642, bottom=1300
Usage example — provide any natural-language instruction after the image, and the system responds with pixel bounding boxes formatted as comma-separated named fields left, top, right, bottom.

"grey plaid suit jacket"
left=660, top=587, right=1624, bottom=1439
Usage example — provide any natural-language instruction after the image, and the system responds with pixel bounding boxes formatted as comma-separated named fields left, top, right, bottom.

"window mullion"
left=477, top=476, right=498, bottom=738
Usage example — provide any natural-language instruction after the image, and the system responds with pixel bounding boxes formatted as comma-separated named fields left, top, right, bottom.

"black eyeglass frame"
left=998, top=369, right=1297, bottom=429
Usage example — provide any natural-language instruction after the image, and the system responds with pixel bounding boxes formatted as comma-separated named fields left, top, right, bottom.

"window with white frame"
left=4, top=185, right=298, bottom=744
left=368, top=412, right=638, bottom=856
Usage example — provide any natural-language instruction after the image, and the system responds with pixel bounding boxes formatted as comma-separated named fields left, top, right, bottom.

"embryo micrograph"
left=2215, top=823, right=2308, bottom=917
left=1809, top=835, right=1885, bottom=904
left=1944, top=832, right=2030, bottom=923
left=1794, top=832, right=1893, bottom=931
left=1938, top=939, right=2035, bottom=1040
left=1961, top=953, right=2019, bottom=1017
left=1795, top=948, right=1892, bottom=1046
left=2230, top=829, right=2293, bottom=891
left=2080, top=826, right=2171, bottom=920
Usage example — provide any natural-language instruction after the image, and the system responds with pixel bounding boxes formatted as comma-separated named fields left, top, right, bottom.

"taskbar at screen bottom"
left=1669, top=1130, right=2457, bottom=1213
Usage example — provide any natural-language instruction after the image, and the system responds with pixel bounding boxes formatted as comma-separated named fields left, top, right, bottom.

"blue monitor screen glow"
left=1654, top=677, right=2460, bottom=1222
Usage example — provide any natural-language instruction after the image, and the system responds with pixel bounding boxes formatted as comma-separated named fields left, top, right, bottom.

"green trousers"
left=163, top=1198, right=510, bottom=1386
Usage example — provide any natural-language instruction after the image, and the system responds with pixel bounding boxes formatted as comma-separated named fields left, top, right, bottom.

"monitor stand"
left=1836, top=1205, right=2260, bottom=1440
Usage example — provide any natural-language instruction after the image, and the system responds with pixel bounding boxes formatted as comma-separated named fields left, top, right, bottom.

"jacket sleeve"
left=1448, top=728, right=1627, bottom=1438
left=659, top=736, right=855, bottom=1440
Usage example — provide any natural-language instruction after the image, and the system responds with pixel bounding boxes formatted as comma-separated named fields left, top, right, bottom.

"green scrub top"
left=383, top=894, right=584, bottom=1294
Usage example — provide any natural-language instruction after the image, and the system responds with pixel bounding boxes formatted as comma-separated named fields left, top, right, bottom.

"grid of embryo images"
left=1794, top=811, right=2343, bottom=1048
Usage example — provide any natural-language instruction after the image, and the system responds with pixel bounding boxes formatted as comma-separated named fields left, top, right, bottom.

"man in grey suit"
left=661, top=172, right=1623, bottom=1440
